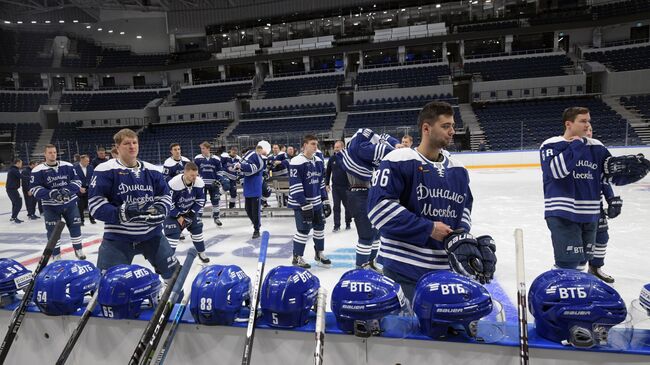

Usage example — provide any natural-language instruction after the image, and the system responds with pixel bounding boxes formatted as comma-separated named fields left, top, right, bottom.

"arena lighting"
left=73, top=20, right=79, bottom=23
left=45, top=20, right=51, bottom=23
left=264, top=27, right=269, bottom=30
left=401, top=8, right=406, bottom=11
left=108, top=30, right=113, bottom=33
left=120, top=31, right=125, bottom=35
left=16, top=21, right=22, bottom=24
left=86, top=25, right=91, bottom=29
left=266, top=23, right=270, bottom=26
left=222, top=34, right=227, bottom=37
left=59, top=20, right=65, bottom=23
left=3, top=21, right=10, bottom=24
left=31, top=21, right=37, bottom=24
left=97, top=28, right=103, bottom=31
left=136, top=35, right=142, bottom=39
left=240, top=31, right=245, bottom=34
left=436, top=4, right=441, bottom=8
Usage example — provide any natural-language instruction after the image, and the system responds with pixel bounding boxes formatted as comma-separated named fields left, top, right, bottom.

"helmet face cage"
left=331, top=269, right=409, bottom=337
left=190, top=264, right=251, bottom=325
left=34, top=260, right=100, bottom=316
left=98, top=264, right=161, bottom=319
left=261, top=266, right=320, bottom=328
left=528, top=269, right=628, bottom=348
left=412, top=270, right=493, bottom=339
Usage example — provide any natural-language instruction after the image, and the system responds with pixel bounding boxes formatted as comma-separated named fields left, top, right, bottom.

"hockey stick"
left=128, top=251, right=184, bottom=365
left=514, top=228, right=529, bottom=365
left=241, top=230, right=270, bottom=365
left=313, top=288, right=328, bottom=365
left=55, top=290, right=99, bottom=365
left=139, top=248, right=197, bottom=365
left=153, top=259, right=202, bottom=365
left=0, top=221, right=65, bottom=363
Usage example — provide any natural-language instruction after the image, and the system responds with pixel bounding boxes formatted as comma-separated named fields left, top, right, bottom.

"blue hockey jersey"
left=88, top=159, right=172, bottom=241
left=540, top=137, right=634, bottom=223
left=163, top=156, right=190, bottom=181
left=193, top=154, right=222, bottom=185
left=368, top=148, right=473, bottom=281
left=239, top=150, right=265, bottom=198
left=221, top=154, right=241, bottom=180
left=168, top=174, right=206, bottom=217
left=29, top=161, right=81, bottom=209
left=269, top=152, right=288, bottom=176
left=288, top=153, right=328, bottom=210
left=340, top=128, right=399, bottom=181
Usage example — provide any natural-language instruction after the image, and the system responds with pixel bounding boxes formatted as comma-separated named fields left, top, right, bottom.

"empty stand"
left=241, top=103, right=335, bottom=119
left=350, top=94, right=455, bottom=112
left=258, top=74, right=343, bottom=99
left=175, top=83, right=251, bottom=106
left=356, top=65, right=450, bottom=88
left=463, top=55, right=572, bottom=81
left=473, top=96, right=642, bottom=150
left=0, top=92, right=47, bottom=112
left=60, top=90, right=168, bottom=111
left=583, top=45, right=650, bottom=72
left=232, top=115, right=335, bottom=136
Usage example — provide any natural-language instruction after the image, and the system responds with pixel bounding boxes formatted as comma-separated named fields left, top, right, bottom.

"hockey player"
left=163, top=143, right=190, bottom=181
left=29, top=144, right=85, bottom=260
left=91, top=147, right=109, bottom=168
left=401, top=135, right=414, bottom=148
left=164, top=162, right=210, bottom=263
left=288, top=134, right=332, bottom=269
left=232, top=141, right=270, bottom=239
left=194, top=141, right=223, bottom=226
left=541, top=107, right=649, bottom=271
left=586, top=125, right=621, bottom=283
left=221, top=146, right=241, bottom=209
left=368, top=101, right=496, bottom=301
left=269, top=144, right=288, bottom=177
left=89, top=128, right=178, bottom=280
left=340, top=128, right=403, bottom=271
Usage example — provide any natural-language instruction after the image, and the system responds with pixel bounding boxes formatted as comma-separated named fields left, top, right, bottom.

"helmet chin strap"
left=353, top=319, right=381, bottom=338
left=567, top=325, right=596, bottom=348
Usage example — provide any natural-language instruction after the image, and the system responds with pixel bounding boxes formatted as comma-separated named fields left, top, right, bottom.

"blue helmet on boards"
left=528, top=269, right=627, bottom=348
left=260, top=266, right=320, bottom=328
left=33, top=260, right=100, bottom=316
left=640, top=284, right=650, bottom=316
left=330, top=269, right=407, bottom=337
left=98, top=264, right=161, bottom=319
left=190, top=265, right=250, bottom=325
left=413, top=270, right=493, bottom=339
left=0, top=258, right=32, bottom=306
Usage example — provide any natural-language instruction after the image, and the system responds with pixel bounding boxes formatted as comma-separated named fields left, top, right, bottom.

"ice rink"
left=0, top=165, right=648, bottom=322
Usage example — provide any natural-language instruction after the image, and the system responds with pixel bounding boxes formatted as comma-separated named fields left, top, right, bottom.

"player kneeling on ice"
left=412, top=270, right=505, bottom=342
left=164, top=162, right=210, bottom=263
left=289, top=134, right=332, bottom=269
left=528, top=269, right=629, bottom=349
left=190, top=264, right=251, bottom=325
left=0, top=259, right=32, bottom=307
left=89, top=128, right=179, bottom=284
left=331, top=269, right=415, bottom=337
left=33, top=260, right=100, bottom=316
left=368, top=101, right=497, bottom=301
left=260, top=266, right=320, bottom=328
left=98, top=264, right=162, bottom=319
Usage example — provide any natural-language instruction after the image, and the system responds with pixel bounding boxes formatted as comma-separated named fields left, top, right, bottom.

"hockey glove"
left=606, top=196, right=622, bottom=219
left=476, top=235, right=497, bottom=284
left=301, top=204, right=314, bottom=224
left=48, top=189, right=64, bottom=203
left=604, top=154, right=650, bottom=183
left=443, top=230, right=484, bottom=282
left=119, top=202, right=148, bottom=223
left=143, top=202, right=167, bottom=225
left=322, top=200, right=332, bottom=218
left=182, top=211, right=196, bottom=227
left=60, top=188, right=73, bottom=202
left=212, top=179, right=222, bottom=190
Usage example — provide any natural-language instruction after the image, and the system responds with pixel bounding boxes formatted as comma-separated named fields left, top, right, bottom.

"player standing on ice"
left=540, top=107, right=649, bottom=272
left=89, top=128, right=178, bottom=280
left=163, top=143, right=190, bottom=181
left=194, top=141, right=224, bottom=226
left=288, top=134, right=332, bottom=269
left=29, top=144, right=86, bottom=260
left=368, top=101, right=497, bottom=301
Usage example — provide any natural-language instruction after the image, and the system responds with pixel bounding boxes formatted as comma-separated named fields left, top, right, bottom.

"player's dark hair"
left=184, top=162, right=199, bottom=171
left=169, top=143, right=180, bottom=150
left=562, top=107, right=590, bottom=126
left=303, top=134, right=318, bottom=145
left=44, top=144, right=56, bottom=151
left=13, top=159, right=22, bottom=165
left=418, top=101, right=454, bottom=133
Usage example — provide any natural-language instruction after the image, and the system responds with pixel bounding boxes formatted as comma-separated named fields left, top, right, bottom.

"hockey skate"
left=292, top=255, right=311, bottom=269
left=74, top=248, right=86, bottom=260
left=314, top=251, right=332, bottom=268
left=588, top=265, right=615, bottom=283
left=197, top=252, right=210, bottom=263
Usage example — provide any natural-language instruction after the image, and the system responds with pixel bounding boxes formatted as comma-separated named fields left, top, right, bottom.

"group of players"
left=3, top=100, right=650, bottom=352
